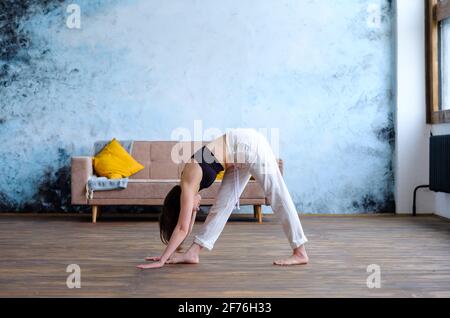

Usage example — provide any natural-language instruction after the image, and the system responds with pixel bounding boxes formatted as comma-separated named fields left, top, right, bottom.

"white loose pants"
left=194, top=129, right=308, bottom=250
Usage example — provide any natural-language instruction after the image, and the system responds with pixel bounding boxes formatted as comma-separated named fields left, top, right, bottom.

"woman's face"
left=193, top=193, right=202, bottom=212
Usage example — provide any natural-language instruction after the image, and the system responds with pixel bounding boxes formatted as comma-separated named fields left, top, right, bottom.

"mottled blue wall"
left=0, top=0, right=394, bottom=213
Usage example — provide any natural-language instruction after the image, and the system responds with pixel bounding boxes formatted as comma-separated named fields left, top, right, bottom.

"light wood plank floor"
left=0, top=213, right=450, bottom=298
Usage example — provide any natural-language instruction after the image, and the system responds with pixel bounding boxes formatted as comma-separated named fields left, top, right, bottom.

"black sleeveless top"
left=191, top=146, right=224, bottom=190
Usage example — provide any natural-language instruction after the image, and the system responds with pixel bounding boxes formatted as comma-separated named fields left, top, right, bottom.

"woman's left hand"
left=136, top=261, right=164, bottom=270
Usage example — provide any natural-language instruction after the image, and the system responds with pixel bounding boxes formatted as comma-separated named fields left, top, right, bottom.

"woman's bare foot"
left=273, top=254, right=309, bottom=266
left=274, top=245, right=309, bottom=266
left=166, top=251, right=199, bottom=264
left=165, top=243, right=202, bottom=264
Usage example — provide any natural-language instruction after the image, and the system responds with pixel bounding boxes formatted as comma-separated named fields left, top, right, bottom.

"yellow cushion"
left=215, top=170, right=225, bottom=181
left=92, top=138, right=144, bottom=179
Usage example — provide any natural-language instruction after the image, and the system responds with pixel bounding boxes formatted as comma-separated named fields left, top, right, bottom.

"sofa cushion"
left=90, top=179, right=265, bottom=200
left=91, top=180, right=179, bottom=199
left=200, top=180, right=264, bottom=199
left=129, top=142, right=151, bottom=179
left=129, top=141, right=208, bottom=180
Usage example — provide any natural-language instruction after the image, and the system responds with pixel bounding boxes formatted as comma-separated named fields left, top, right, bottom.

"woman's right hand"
left=137, top=261, right=165, bottom=270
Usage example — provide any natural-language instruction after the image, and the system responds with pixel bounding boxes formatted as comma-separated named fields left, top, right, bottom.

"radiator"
left=429, top=135, right=450, bottom=193
left=413, top=134, right=450, bottom=215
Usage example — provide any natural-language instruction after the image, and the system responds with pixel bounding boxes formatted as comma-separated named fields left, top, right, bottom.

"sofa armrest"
left=71, top=156, right=93, bottom=205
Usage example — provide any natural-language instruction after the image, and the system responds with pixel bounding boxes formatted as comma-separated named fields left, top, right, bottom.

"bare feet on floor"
left=273, top=254, right=309, bottom=266
left=165, top=251, right=199, bottom=264
left=273, top=245, right=309, bottom=266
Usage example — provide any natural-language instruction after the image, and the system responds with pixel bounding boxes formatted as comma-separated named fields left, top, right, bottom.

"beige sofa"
left=71, top=141, right=283, bottom=223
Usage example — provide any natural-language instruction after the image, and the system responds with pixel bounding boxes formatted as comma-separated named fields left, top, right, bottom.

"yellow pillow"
left=93, top=138, right=144, bottom=179
left=215, top=170, right=225, bottom=181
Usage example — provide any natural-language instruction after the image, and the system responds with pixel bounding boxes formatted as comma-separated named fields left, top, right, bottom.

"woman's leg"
left=193, top=165, right=251, bottom=250
left=249, top=137, right=309, bottom=265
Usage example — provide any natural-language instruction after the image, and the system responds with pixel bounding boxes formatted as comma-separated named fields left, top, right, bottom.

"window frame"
left=426, top=0, right=450, bottom=124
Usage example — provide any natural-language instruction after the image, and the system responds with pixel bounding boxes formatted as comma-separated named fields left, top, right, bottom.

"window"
left=426, top=0, right=450, bottom=123
left=441, top=17, right=450, bottom=110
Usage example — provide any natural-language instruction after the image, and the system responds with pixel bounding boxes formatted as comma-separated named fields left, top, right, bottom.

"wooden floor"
left=1, top=213, right=450, bottom=298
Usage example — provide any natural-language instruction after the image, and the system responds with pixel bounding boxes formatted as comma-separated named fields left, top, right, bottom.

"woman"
left=136, top=128, right=308, bottom=269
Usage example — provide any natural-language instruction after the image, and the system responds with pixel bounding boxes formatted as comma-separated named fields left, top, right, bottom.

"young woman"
left=136, top=128, right=308, bottom=269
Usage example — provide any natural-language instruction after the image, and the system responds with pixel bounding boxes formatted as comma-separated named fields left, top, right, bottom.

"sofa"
left=71, top=141, right=283, bottom=223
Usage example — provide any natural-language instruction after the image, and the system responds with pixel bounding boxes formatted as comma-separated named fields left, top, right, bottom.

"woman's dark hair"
left=159, top=185, right=182, bottom=245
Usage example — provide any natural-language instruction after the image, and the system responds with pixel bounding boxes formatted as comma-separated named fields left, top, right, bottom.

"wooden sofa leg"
left=92, top=205, right=99, bottom=224
left=254, top=205, right=262, bottom=224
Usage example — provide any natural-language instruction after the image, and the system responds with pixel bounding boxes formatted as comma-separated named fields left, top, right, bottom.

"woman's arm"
left=143, top=208, right=198, bottom=263
left=188, top=209, right=198, bottom=235
left=136, top=184, right=197, bottom=269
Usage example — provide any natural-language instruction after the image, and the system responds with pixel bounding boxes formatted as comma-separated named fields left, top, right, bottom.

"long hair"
left=159, top=185, right=182, bottom=245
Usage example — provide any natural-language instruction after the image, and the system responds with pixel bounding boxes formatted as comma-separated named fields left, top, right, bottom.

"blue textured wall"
left=0, top=0, right=394, bottom=213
